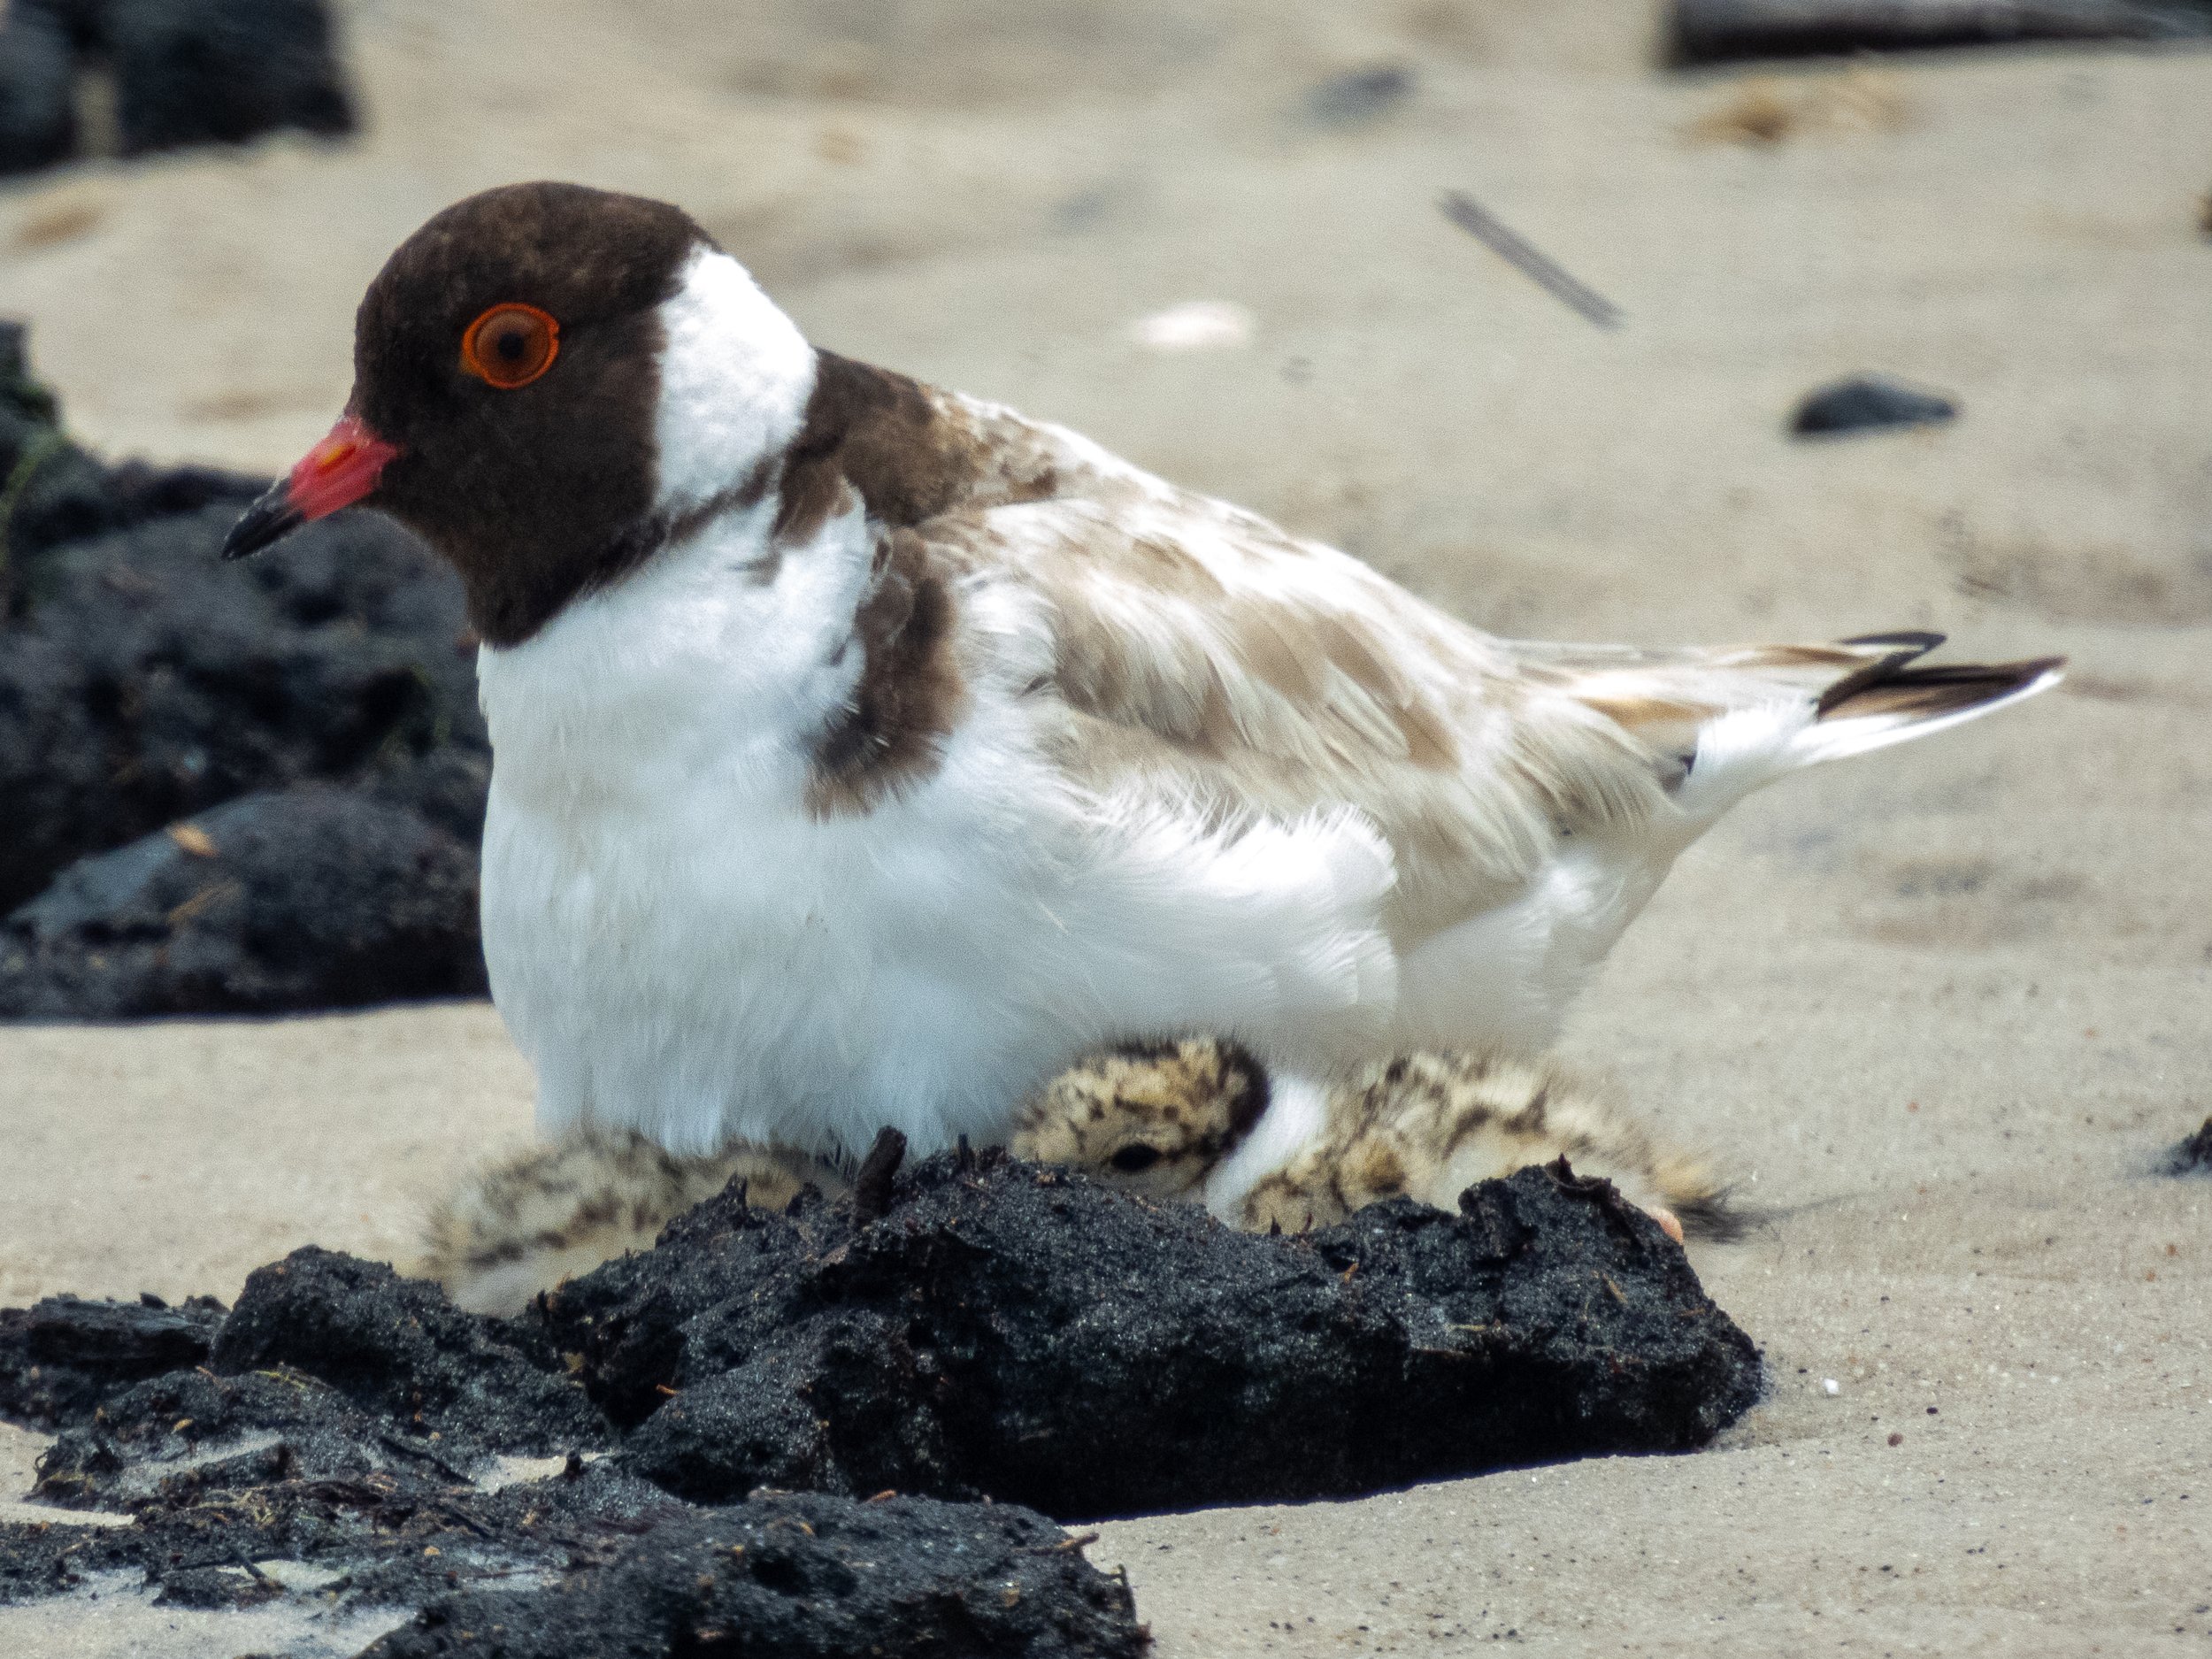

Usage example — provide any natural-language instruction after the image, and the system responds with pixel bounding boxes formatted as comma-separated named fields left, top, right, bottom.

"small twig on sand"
left=852, top=1127, right=908, bottom=1226
left=1438, top=191, right=1623, bottom=329
left=1025, top=1530, right=1102, bottom=1555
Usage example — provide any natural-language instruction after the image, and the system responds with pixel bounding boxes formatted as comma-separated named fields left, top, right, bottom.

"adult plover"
left=226, top=181, right=2061, bottom=1164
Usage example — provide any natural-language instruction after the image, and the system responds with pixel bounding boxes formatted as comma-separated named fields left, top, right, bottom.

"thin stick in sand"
left=1438, top=190, right=1624, bottom=329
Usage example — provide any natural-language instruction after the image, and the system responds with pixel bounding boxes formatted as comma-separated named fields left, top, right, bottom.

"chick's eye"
left=461, top=303, right=559, bottom=388
left=1109, top=1144, right=1163, bottom=1173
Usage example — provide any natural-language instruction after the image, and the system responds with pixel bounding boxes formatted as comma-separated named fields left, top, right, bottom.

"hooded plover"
left=226, top=181, right=2062, bottom=1164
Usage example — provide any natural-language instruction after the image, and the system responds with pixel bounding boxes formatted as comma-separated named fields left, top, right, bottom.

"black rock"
left=365, top=1491, right=1148, bottom=1659
left=12, top=457, right=272, bottom=586
left=0, top=1159, right=1756, bottom=1642
left=2, top=324, right=269, bottom=604
left=545, top=1153, right=1763, bottom=1518
left=1790, top=373, right=1957, bottom=437
left=107, top=0, right=356, bottom=157
left=0, top=324, right=488, bottom=1019
left=2164, top=1115, right=2212, bottom=1174
left=0, top=495, right=483, bottom=915
left=208, top=1247, right=608, bottom=1453
left=0, top=1293, right=225, bottom=1428
left=0, top=786, right=488, bottom=1018
left=1, top=1159, right=1762, bottom=1525
left=0, top=4, right=76, bottom=176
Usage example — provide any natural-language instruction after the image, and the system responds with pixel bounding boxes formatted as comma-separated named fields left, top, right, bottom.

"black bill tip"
left=220, top=480, right=303, bottom=561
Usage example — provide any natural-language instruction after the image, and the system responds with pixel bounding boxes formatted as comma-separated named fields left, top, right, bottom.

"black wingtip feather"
left=1818, top=654, right=2065, bottom=724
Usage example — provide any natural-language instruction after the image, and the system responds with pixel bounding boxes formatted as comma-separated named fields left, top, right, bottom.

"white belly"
left=481, top=755, right=1079, bottom=1157
left=481, top=756, right=1403, bottom=1158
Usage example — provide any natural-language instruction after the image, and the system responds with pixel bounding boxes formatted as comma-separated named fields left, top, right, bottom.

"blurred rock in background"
left=0, top=320, right=267, bottom=610
left=107, top=0, right=355, bottom=155
left=1788, top=372, right=1958, bottom=438
left=0, top=0, right=354, bottom=176
left=0, top=323, right=486, bottom=1019
left=0, top=3, right=78, bottom=175
left=1668, top=0, right=2212, bottom=65
left=0, top=787, right=487, bottom=1018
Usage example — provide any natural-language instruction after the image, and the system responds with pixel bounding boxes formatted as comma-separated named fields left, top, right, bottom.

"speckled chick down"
left=420, top=1038, right=1733, bottom=1315
left=417, top=1132, right=846, bottom=1315
left=1014, top=1041, right=1736, bottom=1241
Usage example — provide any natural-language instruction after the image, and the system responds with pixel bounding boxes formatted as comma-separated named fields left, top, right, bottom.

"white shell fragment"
left=1126, top=300, right=1256, bottom=352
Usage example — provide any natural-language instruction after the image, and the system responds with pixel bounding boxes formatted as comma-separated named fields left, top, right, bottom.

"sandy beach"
left=2, top=1, right=2208, bottom=1651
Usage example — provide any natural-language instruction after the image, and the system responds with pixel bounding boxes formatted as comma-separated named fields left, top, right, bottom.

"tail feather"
left=1813, top=632, right=1946, bottom=715
left=1617, top=630, right=2066, bottom=822
left=1793, top=645, right=2064, bottom=766
left=1536, top=628, right=2063, bottom=820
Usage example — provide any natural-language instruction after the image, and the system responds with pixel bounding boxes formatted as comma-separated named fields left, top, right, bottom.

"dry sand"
left=2, top=1, right=2208, bottom=1652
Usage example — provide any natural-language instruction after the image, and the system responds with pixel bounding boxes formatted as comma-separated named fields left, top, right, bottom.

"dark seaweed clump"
left=0, top=1291, right=226, bottom=1427
left=364, top=1491, right=1146, bottom=1659
left=3, top=1248, right=1141, bottom=1654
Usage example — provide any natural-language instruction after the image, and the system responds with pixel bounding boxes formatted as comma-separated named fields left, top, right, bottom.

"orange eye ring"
left=461, top=303, right=560, bottom=389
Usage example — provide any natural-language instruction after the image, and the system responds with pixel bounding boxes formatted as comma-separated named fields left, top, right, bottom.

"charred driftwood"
left=1670, top=0, right=2212, bottom=64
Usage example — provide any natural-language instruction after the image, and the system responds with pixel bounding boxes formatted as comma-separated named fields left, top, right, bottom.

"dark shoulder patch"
left=787, top=350, right=1071, bottom=815
left=805, top=527, right=968, bottom=818
left=773, top=350, right=1056, bottom=549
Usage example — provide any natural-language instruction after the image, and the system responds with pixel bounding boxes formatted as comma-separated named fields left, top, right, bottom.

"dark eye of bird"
left=495, top=330, right=526, bottom=360
left=1110, top=1145, right=1163, bottom=1173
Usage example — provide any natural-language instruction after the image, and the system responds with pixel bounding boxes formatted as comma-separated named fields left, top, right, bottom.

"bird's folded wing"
left=879, top=394, right=2055, bottom=947
left=909, top=431, right=1678, bottom=941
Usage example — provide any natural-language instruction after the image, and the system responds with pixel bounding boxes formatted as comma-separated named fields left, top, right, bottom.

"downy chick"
left=1013, top=1040, right=1736, bottom=1240
left=417, top=1133, right=844, bottom=1315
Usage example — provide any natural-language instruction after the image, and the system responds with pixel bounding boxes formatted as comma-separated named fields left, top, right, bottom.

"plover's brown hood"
left=223, top=181, right=1056, bottom=655
left=226, top=182, right=708, bottom=644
